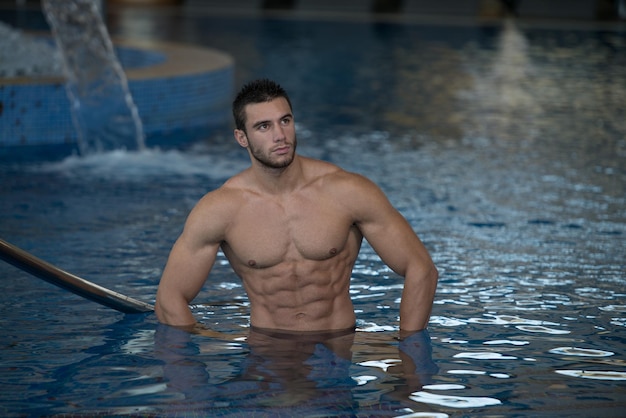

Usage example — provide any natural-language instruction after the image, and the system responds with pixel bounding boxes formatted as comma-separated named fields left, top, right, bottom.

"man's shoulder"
left=217, top=175, right=247, bottom=195
left=301, top=157, right=364, bottom=183
left=299, top=157, right=381, bottom=201
left=193, top=176, right=249, bottom=215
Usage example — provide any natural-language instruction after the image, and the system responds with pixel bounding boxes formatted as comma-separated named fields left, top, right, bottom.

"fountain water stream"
left=41, top=0, right=145, bottom=154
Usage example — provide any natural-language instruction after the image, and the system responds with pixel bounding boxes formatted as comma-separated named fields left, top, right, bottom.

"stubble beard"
left=249, top=135, right=298, bottom=170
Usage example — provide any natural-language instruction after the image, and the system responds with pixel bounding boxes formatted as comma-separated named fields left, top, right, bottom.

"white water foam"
left=0, top=22, right=62, bottom=77
left=33, top=147, right=248, bottom=181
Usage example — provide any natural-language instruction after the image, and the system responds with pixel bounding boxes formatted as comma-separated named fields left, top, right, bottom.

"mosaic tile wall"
left=0, top=45, right=234, bottom=158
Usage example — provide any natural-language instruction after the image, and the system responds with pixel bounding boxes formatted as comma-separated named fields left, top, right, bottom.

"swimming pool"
left=1, top=10, right=625, bottom=417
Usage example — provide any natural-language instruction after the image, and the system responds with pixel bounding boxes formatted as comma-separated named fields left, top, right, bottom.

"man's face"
left=236, top=97, right=297, bottom=170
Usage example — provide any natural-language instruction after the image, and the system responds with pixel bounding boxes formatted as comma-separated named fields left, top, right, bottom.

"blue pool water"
left=1, top=12, right=625, bottom=417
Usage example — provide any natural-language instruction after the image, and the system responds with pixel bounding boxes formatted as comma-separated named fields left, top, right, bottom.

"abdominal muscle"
left=228, top=249, right=359, bottom=332
left=220, top=214, right=363, bottom=331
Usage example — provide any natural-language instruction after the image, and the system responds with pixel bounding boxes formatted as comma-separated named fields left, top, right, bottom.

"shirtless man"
left=155, top=79, right=438, bottom=334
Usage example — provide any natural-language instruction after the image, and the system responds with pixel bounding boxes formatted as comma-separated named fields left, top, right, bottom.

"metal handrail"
left=0, top=238, right=154, bottom=314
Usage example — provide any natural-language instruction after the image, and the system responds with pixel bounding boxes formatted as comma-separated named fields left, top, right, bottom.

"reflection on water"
left=556, top=370, right=626, bottom=380
left=409, top=391, right=502, bottom=409
left=1, top=14, right=625, bottom=417
left=152, top=325, right=437, bottom=416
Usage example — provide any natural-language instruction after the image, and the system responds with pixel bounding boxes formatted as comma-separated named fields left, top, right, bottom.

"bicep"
left=360, top=207, right=432, bottom=277
left=159, top=233, right=220, bottom=302
left=349, top=178, right=433, bottom=276
left=159, top=195, right=228, bottom=302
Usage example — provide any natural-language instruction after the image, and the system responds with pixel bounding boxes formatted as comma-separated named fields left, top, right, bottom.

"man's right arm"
left=155, top=192, right=227, bottom=327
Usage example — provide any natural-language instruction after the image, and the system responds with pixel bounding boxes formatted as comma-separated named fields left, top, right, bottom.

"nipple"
left=248, top=259, right=257, bottom=267
left=329, top=248, right=337, bottom=255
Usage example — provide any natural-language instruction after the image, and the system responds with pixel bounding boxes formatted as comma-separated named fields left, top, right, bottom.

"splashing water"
left=0, top=21, right=62, bottom=77
left=41, top=0, right=145, bottom=155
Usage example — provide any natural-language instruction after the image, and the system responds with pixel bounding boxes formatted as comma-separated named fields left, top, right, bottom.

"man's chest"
left=222, top=196, right=358, bottom=268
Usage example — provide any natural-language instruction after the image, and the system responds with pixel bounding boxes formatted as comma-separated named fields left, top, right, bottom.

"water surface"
left=1, top=13, right=625, bottom=417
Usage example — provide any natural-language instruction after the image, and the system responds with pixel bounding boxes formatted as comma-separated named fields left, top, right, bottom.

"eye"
left=258, top=123, right=269, bottom=131
left=281, top=117, right=291, bottom=126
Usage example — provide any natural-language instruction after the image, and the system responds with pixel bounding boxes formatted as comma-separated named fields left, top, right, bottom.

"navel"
left=248, top=259, right=257, bottom=267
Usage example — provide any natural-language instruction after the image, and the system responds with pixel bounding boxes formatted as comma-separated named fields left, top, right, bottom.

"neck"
left=250, top=155, right=304, bottom=194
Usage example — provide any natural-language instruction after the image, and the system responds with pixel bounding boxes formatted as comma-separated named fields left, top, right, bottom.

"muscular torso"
left=157, top=154, right=434, bottom=333
left=218, top=161, right=363, bottom=331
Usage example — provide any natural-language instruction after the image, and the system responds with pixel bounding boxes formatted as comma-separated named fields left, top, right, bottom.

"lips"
left=273, top=145, right=290, bottom=154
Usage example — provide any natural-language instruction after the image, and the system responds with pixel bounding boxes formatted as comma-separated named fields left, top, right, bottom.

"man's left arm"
left=349, top=174, right=438, bottom=332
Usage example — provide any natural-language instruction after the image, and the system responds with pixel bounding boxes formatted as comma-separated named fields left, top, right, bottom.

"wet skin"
left=155, top=97, right=438, bottom=332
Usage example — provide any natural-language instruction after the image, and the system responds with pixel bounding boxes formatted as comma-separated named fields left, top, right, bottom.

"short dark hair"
left=232, top=79, right=293, bottom=131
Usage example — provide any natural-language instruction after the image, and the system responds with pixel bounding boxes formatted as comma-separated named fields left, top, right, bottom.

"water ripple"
left=430, top=316, right=466, bottom=327
left=453, top=352, right=517, bottom=360
left=447, top=369, right=513, bottom=380
left=555, top=370, right=626, bottom=380
left=423, top=384, right=466, bottom=390
left=549, top=347, right=614, bottom=357
left=515, top=325, right=570, bottom=334
left=599, top=305, right=626, bottom=312
left=467, top=314, right=555, bottom=325
left=447, top=370, right=487, bottom=375
left=352, top=375, right=377, bottom=386
left=409, top=391, right=502, bottom=408
left=395, top=411, right=450, bottom=418
left=357, top=359, right=401, bottom=372
left=484, top=339, right=529, bottom=346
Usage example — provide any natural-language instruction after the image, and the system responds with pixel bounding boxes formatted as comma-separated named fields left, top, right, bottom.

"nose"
left=273, top=123, right=286, bottom=142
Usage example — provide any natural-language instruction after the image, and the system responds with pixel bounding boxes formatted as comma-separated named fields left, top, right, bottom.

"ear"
left=234, top=129, right=248, bottom=148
